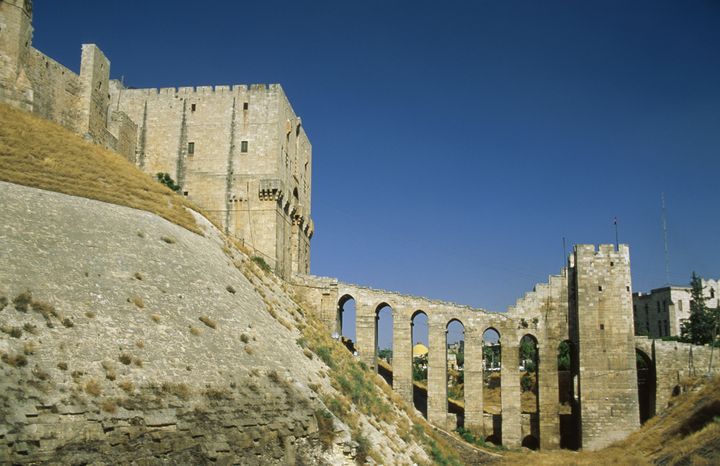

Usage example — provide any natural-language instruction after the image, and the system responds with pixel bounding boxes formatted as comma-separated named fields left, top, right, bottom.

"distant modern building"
left=633, top=279, right=719, bottom=338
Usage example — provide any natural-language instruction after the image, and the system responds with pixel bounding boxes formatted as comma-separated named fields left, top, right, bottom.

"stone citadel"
left=1, top=0, right=718, bottom=453
left=0, top=0, right=311, bottom=279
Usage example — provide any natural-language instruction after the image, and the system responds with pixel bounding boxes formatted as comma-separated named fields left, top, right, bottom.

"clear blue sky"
left=34, top=2, right=719, bottom=345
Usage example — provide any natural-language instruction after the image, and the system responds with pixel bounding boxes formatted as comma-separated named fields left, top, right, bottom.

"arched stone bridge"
left=292, top=244, right=719, bottom=451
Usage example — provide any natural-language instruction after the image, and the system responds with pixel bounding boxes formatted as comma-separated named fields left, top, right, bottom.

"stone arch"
left=446, top=318, right=465, bottom=429
left=558, top=339, right=579, bottom=450
left=337, top=294, right=356, bottom=354
left=522, top=434, right=539, bottom=450
left=412, top=310, right=429, bottom=417
left=636, top=348, right=656, bottom=424
left=482, top=327, right=502, bottom=445
left=519, top=334, right=539, bottom=413
left=375, top=302, right=393, bottom=384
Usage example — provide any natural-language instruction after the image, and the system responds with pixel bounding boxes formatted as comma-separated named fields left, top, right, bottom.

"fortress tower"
left=569, top=244, right=640, bottom=450
left=0, top=2, right=312, bottom=278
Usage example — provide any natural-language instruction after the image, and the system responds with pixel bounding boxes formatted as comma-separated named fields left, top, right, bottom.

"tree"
left=681, top=272, right=719, bottom=345
left=557, top=341, right=571, bottom=371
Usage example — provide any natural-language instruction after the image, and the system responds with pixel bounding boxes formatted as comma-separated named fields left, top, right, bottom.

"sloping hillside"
left=0, top=102, right=199, bottom=234
left=500, top=376, right=720, bottom=465
left=0, top=103, right=479, bottom=464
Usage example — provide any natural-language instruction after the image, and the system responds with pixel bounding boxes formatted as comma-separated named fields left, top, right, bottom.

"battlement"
left=117, top=83, right=283, bottom=97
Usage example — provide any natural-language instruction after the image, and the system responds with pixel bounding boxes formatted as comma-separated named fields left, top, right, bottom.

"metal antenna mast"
left=661, top=192, right=670, bottom=285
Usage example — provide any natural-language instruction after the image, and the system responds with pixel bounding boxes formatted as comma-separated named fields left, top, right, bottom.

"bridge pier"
left=427, top=320, right=449, bottom=429
left=464, top=328, right=484, bottom=433
left=501, top=341, right=521, bottom=448
left=393, top=309, right=414, bottom=406
left=538, top=341, right=560, bottom=449
left=355, top=302, right=376, bottom=369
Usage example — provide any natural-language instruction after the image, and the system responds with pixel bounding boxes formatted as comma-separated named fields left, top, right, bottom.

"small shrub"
left=244, top=345, right=254, bottom=355
left=151, top=314, right=160, bottom=323
left=133, top=357, right=143, bottom=367
left=2, top=353, right=28, bottom=367
left=267, top=306, right=278, bottom=319
left=130, top=296, right=144, bottom=309
left=303, top=348, right=314, bottom=360
left=251, top=256, right=271, bottom=273
left=355, top=432, right=370, bottom=464
left=296, top=336, right=307, bottom=348
left=189, top=326, right=201, bottom=336
left=160, top=235, right=176, bottom=244
left=315, top=409, right=335, bottom=449
left=204, top=387, right=231, bottom=400
left=0, top=296, right=8, bottom=309
left=13, top=291, right=33, bottom=312
left=85, top=380, right=102, bottom=396
left=61, top=318, right=74, bottom=328
left=133, top=272, right=143, bottom=281
left=226, top=285, right=236, bottom=294
left=57, top=362, right=68, bottom=371
left=32, top=365, right=50, bottom=381
left=23, top=342, right=36, bottom=355
left=156, top=172, right=181, bottom=192
left=85, top=311, right=96, bottom=319
left=279, top=318, right=293, bottom=330
left=119, top=380, right=134, bottom=393
left=100, top=399, right=117, bottom=413
left=137, top=231, right=145, bottom=238
left=23, top=323, right=38, bottom=334
left=267, top=370, right=281, bottom=383
left=162, top=382, right=190, bottom=400
left=240, top=333, right=250, bottom=343
left=135, top=340, right=145, bottom=348
left=199, top=316, right=216, bottom=329
left=31, top=300, right=58, bottom=319
left=118, top=354, right=132, bottom=365
left=1, top=326, right=22, bottom=338
left=315, top=346, right=335, bottom=368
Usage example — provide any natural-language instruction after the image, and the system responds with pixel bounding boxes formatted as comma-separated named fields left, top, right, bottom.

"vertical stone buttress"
left=0, top=0, right=33, bottom=109
left=137, top=100, right=148, bottom=168
left=78, top=44, right=110, bottom=142
left=427, top=318, right=448, bottom=428
left=570, top=244, right=639, bottom=450
left=393, top=308, right=414, bottom=405
left=224, top=97, right=238, bottom=235
left=175, top=99, right=188, bottom=188
left=464, top=327, right=484, bottom=433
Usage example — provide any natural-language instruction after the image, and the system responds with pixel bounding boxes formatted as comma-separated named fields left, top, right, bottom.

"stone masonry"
left=0, top=0, right=312, bottom=279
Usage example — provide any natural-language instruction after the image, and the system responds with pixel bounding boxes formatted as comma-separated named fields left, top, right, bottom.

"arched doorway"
left=447, top=319, right=465, bottom=429
left=375, top=303, right=393, bottom=385
left=636, top=348, right=656, bottom=424
left=483, top=327, right=502, bottom=445
left=412, top=310, right=429, bottom=417
left=337, top=295, right=356, bottom=354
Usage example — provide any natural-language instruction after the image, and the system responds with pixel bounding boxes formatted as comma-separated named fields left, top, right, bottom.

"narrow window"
left=191, top=103, right=196, bottom=112
left=183, top=191, right=188, bottom=196
left=678, top=300, right=683, bottom=311
left=243, top=102, right=249, bottom=110
left=241, top=141, right=248, bottom=153
left=600, top=324, right=605, bottom=330
left=711, top=288, right=716, bottom=299
left=598, top=286, right=603, bottom=292
left=188, top=142, right=195, bottom=155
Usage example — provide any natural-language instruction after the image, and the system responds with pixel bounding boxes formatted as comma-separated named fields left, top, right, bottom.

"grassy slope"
left=0, top=103, right=199, bottom=234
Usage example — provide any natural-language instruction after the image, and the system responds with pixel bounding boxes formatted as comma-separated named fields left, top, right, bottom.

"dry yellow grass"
left=0, top=103, right=200, bottom=234
left=500, top=376, right=720, bottom=465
